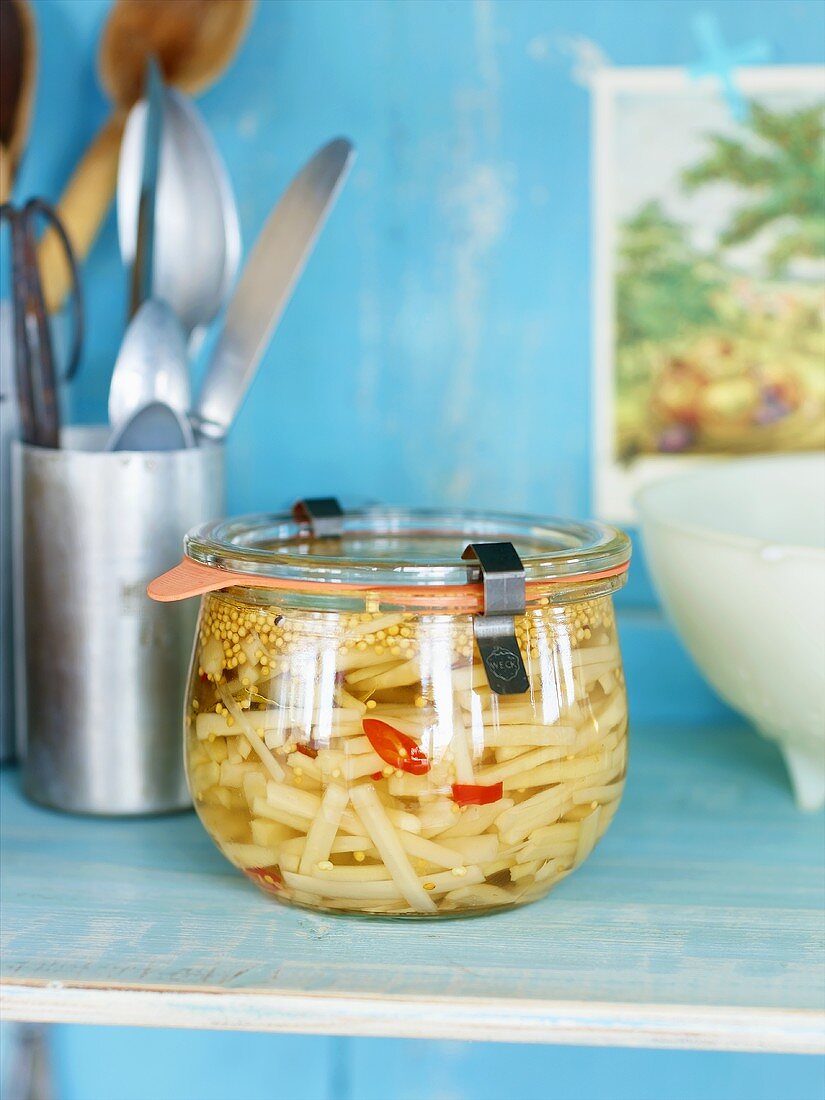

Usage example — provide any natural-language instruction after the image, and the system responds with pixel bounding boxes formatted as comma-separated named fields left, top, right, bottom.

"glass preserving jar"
left=149, top=503, right=631, bottom=918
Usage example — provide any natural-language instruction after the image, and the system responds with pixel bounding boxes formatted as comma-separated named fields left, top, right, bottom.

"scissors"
left=0, top=197, right=83, bottom=448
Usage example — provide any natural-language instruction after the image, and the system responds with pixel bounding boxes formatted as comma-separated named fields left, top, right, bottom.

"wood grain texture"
left=1, top=724, right=823, bottom=1052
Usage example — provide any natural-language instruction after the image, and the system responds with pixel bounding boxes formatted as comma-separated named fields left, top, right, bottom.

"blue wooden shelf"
left=1, top=724, right=823, bottom=1053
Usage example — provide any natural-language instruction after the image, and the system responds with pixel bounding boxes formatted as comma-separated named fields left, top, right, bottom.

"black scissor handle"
left=23, top=197, right=84, bottom=382
left=19, top=203, right=60, bottom=446
left=0, top=198, right=84, bottom=446
left=1, top=202, right=38, bottom=441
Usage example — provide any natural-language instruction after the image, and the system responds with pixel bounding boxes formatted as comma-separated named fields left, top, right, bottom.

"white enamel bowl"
left=637, top=455, right=825, bottom=810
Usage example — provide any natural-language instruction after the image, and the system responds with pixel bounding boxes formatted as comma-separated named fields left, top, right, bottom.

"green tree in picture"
left=682, top=101, right=825, bottom=274
left=616, top=200, right=720, bottom=347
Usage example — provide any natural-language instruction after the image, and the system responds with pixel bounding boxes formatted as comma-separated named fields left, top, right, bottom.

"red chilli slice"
left=451, top=782, right=504, bottom=806
left=362, top=718, right=430, bottom=776
left=245, top=867, right=283, bottom=895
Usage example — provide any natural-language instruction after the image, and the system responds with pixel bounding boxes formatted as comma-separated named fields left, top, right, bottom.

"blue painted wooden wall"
left=46, top=1028, right=825, bottom=1100
left=5, top=0, right=824, bottom=1097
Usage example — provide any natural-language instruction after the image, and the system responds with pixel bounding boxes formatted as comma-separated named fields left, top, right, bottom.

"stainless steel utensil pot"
left=12, top=427, right=224, bottom=814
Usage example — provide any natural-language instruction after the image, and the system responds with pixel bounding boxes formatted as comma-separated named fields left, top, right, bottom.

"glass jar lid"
left=177, top=505, right=630, bottom=600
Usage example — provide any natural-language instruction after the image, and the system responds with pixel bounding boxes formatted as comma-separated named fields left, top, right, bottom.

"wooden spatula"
left=0, top=0, right=36, bottom=202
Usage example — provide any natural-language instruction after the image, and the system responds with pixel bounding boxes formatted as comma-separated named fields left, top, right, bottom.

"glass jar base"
left=242, top=874, right=564, bottom=920
left=187, top=580, right=628, bottom=923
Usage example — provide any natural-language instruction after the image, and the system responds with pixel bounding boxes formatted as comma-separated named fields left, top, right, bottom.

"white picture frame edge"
left=591, top=64, right=825, bottom=524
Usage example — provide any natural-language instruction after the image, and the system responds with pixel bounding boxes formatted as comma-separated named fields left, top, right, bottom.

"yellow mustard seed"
left=423, top=882, right=436, bottom=891
left=354, top=851, right=366, bottom=863
left=366, top=699, right=377, bottom=710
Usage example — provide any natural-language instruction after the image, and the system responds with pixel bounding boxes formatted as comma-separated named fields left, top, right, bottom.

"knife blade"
left=191, top=137, right=355, bottom=441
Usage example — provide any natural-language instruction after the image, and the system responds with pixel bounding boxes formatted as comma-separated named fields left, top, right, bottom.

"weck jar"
left=149, top=500, right=631, bottom=918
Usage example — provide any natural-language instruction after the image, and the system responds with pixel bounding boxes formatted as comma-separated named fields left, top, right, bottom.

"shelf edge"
left=2, top=982, right=823, bottom=1054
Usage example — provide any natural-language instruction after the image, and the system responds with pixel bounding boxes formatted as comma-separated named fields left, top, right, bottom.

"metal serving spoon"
left=108, top=63, right=192, bottom=451
left=37, top=0, right=253, bottom=312
left=107, top=397, right=194, bottom=452
left=107, top=299, right=191, bottom=438
left=117, top=88, right=240, bottom=343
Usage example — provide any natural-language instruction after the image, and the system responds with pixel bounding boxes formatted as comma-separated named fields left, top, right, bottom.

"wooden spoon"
left=0, top=0, right=37, bottom=202
left=40, top=0, right=254, bottom=310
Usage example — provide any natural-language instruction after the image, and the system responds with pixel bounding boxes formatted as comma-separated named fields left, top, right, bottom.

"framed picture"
left=592, top=66, right=825, bottom=521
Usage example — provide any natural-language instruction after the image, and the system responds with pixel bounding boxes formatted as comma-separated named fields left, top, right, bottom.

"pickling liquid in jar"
left=185, top=585, right=628, bottom=917
left=148, top=505, right=630, bottom=917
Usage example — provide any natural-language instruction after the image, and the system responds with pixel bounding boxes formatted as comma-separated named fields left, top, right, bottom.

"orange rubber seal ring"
left=148, top=555, right=630, bottom=612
